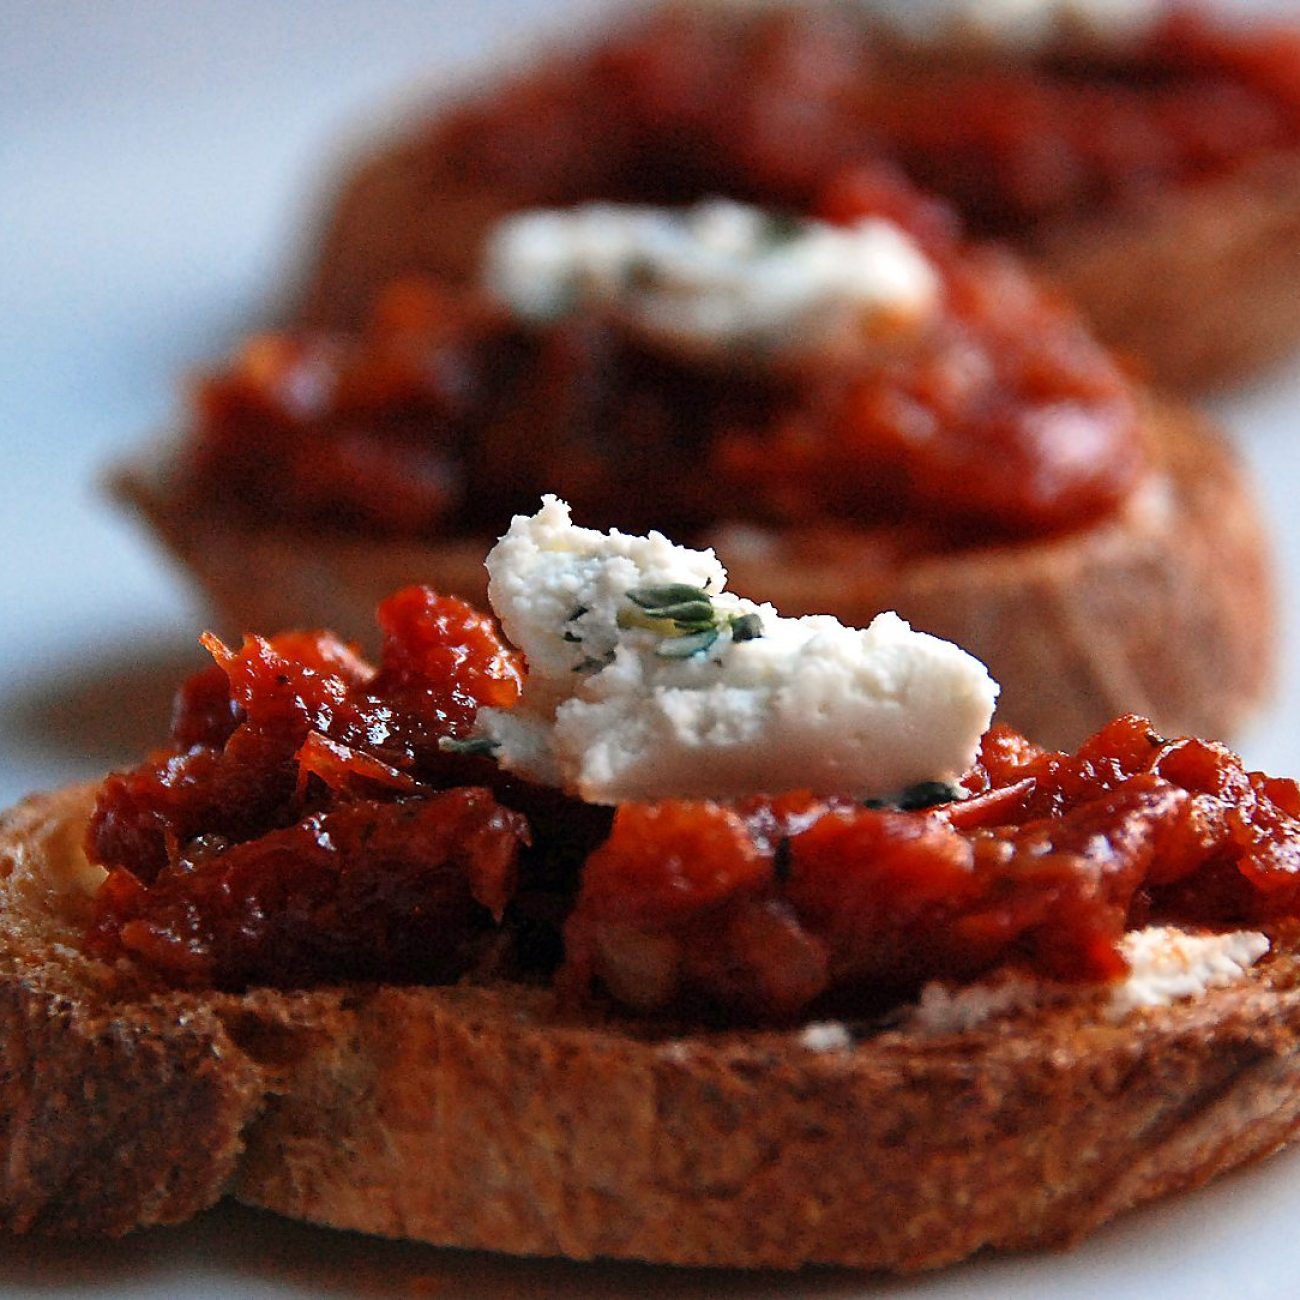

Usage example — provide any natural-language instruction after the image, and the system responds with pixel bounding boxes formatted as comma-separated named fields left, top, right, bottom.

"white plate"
left=4, top=2, right=1300, bottom=1295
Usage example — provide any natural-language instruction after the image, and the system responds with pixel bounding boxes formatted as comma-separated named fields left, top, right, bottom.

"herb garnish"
left=863, top=780, right=963, bottom=812
left=761, top=211, right=804, bottom=248
left=573, top=651, right=616, bottom=674
left=437, top=735, right=500, bottom=758
left=562, top=605, right=589, bottom=644
left=564, top=606, right=617, bottom=671
left=618, top=584, right=764, bottom=659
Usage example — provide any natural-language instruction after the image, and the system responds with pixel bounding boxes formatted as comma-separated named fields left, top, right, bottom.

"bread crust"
left=1030, top=150, right=1300, bottom=392
left=7, top=785, right=1300, bottom=1270
left=115, top=399, right=1275, bottom=752
left=0, top=791, right=266, bottom=1236
left=289, top=41, right=1300, bottom=394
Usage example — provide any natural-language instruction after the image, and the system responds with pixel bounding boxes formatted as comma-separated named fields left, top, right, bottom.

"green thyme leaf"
left=863, top=781, right=962, bottom=812
left=564, top=605, right=589, bottom=643
left=437, top=735, right=500, bottom=757
left=617, top=605, right=673, bottom=634
left=656, top=628, right=720, bottom=659
left=761, top=212, right=804, bottom=248
left=628, top=584, right=715, bottom=611
left=896, top=781, right=962, bottom=811
left=622, top=584, right=763, bottom=659
left=573, top=650, right=616, bottom=673
left=653, top=600, right=716, bottom=626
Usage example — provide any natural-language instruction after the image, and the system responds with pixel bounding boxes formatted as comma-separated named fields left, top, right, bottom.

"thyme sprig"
left=563, top=605, right=589, bottom=647
left=437, top=735, right=500, bottom=758
left=564, top=605, right=617, bottom=673
left=618, top=584, right=764, bottom=659
left=761, top=211, right=804, bottom=248
left=573, top=651, right=616, bottom=673
left=862, top=780, right=963, bottom=812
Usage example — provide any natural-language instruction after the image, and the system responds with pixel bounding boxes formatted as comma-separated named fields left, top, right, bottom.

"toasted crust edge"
left=1031, top=150, right=1300, bottom=393
left=114, top=399, right=1275, bottom=752
left=0, top=790, right=267, bottom=1236
left=7, top=787, right=1300, bottom=1269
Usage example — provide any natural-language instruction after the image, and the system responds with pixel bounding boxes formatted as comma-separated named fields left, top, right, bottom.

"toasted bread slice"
left=7, top=783, right=1300, bottom=1269
left=115, top=399, right=1274, bottom=752
left=290, top=16, right=1300, bottom=394
left=1031, top=150, right=1300, bottom=392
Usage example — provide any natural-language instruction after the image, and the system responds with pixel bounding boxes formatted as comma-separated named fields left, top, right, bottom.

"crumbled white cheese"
left=1109, top=925, right=1271, bottom=1017
left=911, top=926, right=1271, bottom=1034
left=800, top=1021, right=855, bottom=1052
left=857, top=0, right=1161, bottom=50
left=474, top=496, right=998, bottom=803
left=483, top=199, right=940, bottom=354
left=911, top=973, right=1047, bottom=1035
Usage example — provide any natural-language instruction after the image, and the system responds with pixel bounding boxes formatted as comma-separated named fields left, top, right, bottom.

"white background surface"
left=4, top=1, right=1300, bottom=1295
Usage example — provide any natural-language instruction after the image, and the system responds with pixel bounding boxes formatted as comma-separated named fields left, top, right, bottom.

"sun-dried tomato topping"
left=188, top=287, right=503, bottom=537
left=843, top=15, right=1300, bottom=238
left=85, top=588, right=1300, bottom=1019
left=185, top=177, right=1139, bottom=549
left=586, top=8, right=1300, bottom=234
left=86, top=587, right=557, bottom=990
left=87, top=788, right=529, bottom=991
left=184, top=10, right=1300, bottom=557
left=90, top=587, right=521, bottom=885
left=713, top=191, right=1141, bottom=537
left=423, top=8, right=1300, bottom=224
left=188, top=7, right=1300, bottom=552
left=561, top=715, right=1300, bottom=1021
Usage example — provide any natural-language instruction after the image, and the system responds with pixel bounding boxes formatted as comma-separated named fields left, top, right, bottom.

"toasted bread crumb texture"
left=0, top=790, right=266, bottom=1235
left=8, top=786, right=1300, bottom=1267
left=229, top=981, right=1300, bottom=1270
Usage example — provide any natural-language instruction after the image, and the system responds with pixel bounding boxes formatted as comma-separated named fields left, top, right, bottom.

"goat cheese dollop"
left=472, top=496, right=998, bottom=803
left=483, top=199, right=940, bottom=354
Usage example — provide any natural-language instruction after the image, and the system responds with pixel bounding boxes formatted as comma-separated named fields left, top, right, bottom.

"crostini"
left=4, top=502, right=1300, bottom=1271
left=295, top=0, right=1300, bottom=391
left=118, top=188, right=1274, bottom=749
